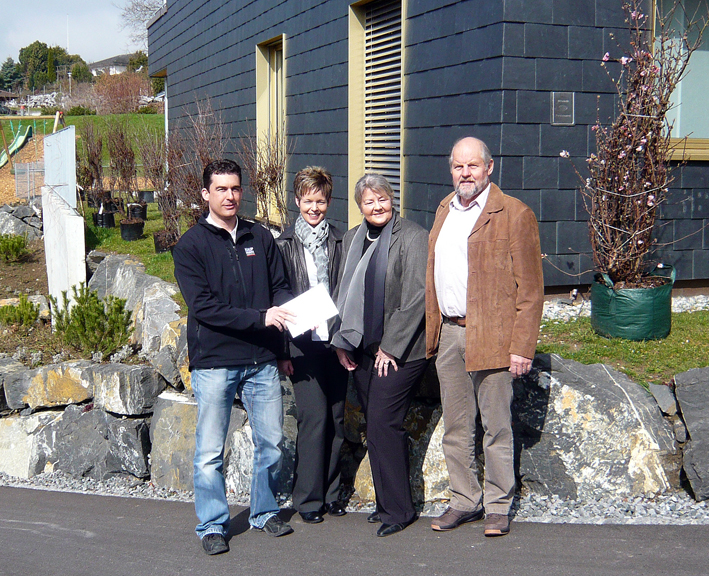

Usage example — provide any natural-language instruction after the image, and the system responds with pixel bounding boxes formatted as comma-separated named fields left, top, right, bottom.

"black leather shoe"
left=377, top=522, right=407, bottom=537
left=367, top=511, right=381, bottom=524
left=201, top=533, right=229, bottom=555
left=326, top=501, right=347, bottom=517
left=300, top=511, right=324, bottom=524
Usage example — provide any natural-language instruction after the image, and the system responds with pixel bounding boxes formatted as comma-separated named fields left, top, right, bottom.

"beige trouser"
left=435, top=321, right=515, bottom=515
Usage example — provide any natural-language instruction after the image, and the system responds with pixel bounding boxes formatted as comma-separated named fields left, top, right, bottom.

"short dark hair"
left=203, top=159, right=242, bottom=189
left=293, top=166, right=333, bottom=201
left=354, top=173, right=395, bottom=206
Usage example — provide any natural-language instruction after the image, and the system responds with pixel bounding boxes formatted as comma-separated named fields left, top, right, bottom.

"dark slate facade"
left=148, top=0, right=709, bottom=287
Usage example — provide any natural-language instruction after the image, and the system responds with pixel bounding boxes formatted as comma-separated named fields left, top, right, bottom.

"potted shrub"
left=567, top=0, right=707, bottom=340
left=107, top=119, right=144, bottom=239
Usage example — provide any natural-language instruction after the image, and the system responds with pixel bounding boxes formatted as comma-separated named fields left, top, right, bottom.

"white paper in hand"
left=283, top=283, right=339, bottom=338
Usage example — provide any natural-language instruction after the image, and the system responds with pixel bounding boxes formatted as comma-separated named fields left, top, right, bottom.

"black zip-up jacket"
left=173, top=216, right=292, bottom=370
left=275, top=221, right=343, bottom=356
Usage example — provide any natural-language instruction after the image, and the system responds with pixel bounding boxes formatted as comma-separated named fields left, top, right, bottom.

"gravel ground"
left=2, top=293, right=709, bottom=525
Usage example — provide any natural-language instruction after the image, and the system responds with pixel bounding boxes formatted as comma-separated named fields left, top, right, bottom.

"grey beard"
left=456, top=178, right=489, bottom=202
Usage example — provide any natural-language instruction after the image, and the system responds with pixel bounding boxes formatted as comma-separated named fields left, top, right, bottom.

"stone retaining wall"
left=2, top=252, right=708, bottom=506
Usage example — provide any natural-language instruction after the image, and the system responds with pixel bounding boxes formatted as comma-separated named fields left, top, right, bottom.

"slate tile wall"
left=149, top=0, right=709, bottom=285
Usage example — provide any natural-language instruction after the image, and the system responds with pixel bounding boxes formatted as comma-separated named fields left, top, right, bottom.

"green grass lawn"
left=1, top=114, right=164, bottom=167
left=82, top=200, right=185, bottom=313
left=537, top=312, right=709, bottom=387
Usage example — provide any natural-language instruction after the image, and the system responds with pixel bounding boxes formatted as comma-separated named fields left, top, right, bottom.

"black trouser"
left=290, top=349, right=348, bottom=514
left=352, top=351, right=429, bottom=525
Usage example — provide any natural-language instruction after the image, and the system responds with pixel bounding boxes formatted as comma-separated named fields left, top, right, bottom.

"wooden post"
left=0, top=120, right=13, bottom=170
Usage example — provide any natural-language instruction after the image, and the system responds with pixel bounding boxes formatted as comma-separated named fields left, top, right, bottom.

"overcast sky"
left=1, top=0, right=140, bottom=65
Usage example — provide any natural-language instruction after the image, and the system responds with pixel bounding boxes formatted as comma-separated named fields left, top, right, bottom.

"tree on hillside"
left=119, top=0, right=164, bottom=48
left=128, top=51, right=148, bottom=72
left=47, top=49, right=56, bottom=83
left=19, top=40, right=49, bottom=89
left=71, top=62, right=93, bottom=83
left=0, top=58, right=23, bottom=92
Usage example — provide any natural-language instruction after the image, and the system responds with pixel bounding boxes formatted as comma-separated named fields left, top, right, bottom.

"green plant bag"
left=590, top=266, right=675, bottom=341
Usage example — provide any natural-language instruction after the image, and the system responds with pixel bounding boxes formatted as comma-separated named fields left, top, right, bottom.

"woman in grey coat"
left=332, top=173, right=429, bottom=537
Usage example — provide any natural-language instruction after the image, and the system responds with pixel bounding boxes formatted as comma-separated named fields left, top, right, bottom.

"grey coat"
left=335, top=211, right=428, bottom=362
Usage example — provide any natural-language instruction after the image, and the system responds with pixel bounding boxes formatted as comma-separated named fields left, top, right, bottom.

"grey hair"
left=354, top=173, right=395, bottom=206
left=448, top=137, right=492, bottom=167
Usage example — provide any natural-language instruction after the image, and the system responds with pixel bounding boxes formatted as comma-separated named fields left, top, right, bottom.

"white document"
left=283, top=283, right=339, bottom=338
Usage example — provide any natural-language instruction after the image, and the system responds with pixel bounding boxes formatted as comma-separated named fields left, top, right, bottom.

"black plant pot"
left=138, top=190, right=155, bottom=203
left=128, top=203, right=148, bottom=221
left=153, top=231, right=175, bottom=253
left=120, top=219, right=145, bottom=241
left=94, top=212, right=115, bottom=228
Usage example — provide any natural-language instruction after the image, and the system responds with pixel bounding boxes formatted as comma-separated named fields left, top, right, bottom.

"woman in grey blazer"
left=332, top=173, right=429, bottom=537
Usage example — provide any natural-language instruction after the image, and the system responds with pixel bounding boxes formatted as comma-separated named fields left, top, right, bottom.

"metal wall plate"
left=551, top=92, right=575, bottom=126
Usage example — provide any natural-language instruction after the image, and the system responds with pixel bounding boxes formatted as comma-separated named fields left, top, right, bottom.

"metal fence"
left=14, top=161, right=44, bottom=202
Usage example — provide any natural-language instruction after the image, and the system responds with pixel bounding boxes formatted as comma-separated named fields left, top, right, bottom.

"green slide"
left=0, top=125, right=33, bottom=169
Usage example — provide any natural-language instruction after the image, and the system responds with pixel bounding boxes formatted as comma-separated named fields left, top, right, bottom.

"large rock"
left=150, top=346, right=181, bottom=389
left=35, top=404, right=151, bottom=480
left=674, top=367, right=709, bottom=501
left=0, top=357, right=26, bottom=411
left=88, top=254, right=180, bottom=355
left=3, top=366, right=38, bottom=410
left=88, top=253, right=177, bottom=312
left=19, top=361, right=92, bottom=410
left=161, top=318, right=190, bottom=391
left=0, top=411, right=63, bottom=478
left=131, top=282, right=180, bottom=355
left=0, top=211, right=41, bottom=241
left=150, top=391, right=247, bottom=491
left=86, top=363, right=165, bottom=416
left=513, top=354, right=678, bottom=500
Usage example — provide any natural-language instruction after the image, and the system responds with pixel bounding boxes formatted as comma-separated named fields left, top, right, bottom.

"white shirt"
left=434, top=184, right=491, bottom=317
left=303, top=247, right=329, bottom=341
left=206, top=214, right=238, bottom=243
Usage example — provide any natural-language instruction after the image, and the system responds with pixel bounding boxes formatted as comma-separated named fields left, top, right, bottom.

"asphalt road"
left=1, top=485, right=708, bottom=576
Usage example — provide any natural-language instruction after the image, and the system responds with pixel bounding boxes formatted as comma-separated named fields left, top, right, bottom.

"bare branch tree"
left=239, top=123, right=291, bottom=230
left=116, top=0, right=164, bottom=49
left=567, top=0, right=708, bottom=287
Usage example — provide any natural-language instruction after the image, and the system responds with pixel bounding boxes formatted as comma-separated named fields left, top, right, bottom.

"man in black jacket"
left=173, top=159, right=295, bottom=556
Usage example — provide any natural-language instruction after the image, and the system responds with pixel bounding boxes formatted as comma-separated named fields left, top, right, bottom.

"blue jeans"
left=192, top=362, right=283, bottom=538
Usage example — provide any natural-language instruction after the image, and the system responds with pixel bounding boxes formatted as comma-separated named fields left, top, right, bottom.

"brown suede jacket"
left=425, top=184, right=544, bottom=371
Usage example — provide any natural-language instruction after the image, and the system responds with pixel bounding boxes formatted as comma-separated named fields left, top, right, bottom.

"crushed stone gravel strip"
left=2, top=295, right=708, bottom=525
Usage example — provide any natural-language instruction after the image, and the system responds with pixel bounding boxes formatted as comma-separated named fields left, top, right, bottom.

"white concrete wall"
left=43, top=126, right=77, bottom=208
left=42, top=187, right=86, bottom=310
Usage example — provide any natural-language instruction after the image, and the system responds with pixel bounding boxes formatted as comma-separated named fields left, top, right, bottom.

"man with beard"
left=425, top=137, right=544, bottom=537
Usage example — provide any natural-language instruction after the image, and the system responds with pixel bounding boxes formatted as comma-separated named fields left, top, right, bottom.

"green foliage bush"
left=0, top=234, right=30, bottom=262
left=67, top=105, right=96, bottom=116
left=137, top=105, right=157, bottom=114
left=0, top=294, right=39, bottom=327
left=49, top=283, right=131, bottom=357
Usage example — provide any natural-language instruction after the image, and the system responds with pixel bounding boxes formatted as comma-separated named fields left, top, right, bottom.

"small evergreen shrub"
left=49, top=283, right=132, bottom=357
left=0, top=294, right=40, bottom=327
left=40, top=106, right=62, bottom=116
left=0, top=234, right=30, bottom=262
left=67, top=105, right=96, bottom=116
left=137, top=105, right=157, bottom=114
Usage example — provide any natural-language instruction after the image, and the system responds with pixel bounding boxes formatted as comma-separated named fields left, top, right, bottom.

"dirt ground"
left=0, top=241, right=49, bottom=298
left=0, top=133, right=44, bottom=205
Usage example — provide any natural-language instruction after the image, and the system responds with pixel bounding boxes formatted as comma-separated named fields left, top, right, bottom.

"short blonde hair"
left=354, top=173, right=395, bottom=206
left=293, top=166, right=333, bottom=201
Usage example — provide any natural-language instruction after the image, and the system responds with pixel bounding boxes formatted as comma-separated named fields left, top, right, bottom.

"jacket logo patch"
left=244, top=247, right=256, bottom=256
